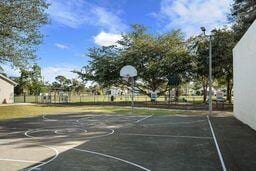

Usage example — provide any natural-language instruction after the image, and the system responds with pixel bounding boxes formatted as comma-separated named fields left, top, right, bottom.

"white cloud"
left=47, top=0, right=90, bottom=28
left=54, top=43, right=70, bottom=49
left=47, top=0, right=127, bottom=32
left=153, top=0, right=232, bottom=36
left=91, top=7, right=127, bottom=33
left=1, top=65, right=20, bottom=77
left=94, top=31, right=122, bottom=46
left=41, top=64, right=80, bottom=83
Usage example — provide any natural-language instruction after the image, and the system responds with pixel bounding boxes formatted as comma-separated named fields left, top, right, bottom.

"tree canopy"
left=188, top=34, right=210, bottom=102
left=14, top=64, right=45, bottom=95
left=231, top=0, right=256, bottom=40
left=188, top=28, right=236, bottom=103
left=75, top=25, right=191, bottom=97
left=212, top=29, right=236, bottom=103
left=0, top=0, right=49, bottom=69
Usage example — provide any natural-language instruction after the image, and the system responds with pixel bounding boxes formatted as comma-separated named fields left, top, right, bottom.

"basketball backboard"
left=120, top=65, right=137, bottom=77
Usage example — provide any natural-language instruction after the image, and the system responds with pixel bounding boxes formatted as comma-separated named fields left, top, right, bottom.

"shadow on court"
left=0, top=112, right=255, bottom=171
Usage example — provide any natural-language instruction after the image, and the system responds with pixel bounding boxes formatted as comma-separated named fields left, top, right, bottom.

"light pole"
left=201, top=27, right=213, bottom=116
left=201, top=28, right=227, bottom=171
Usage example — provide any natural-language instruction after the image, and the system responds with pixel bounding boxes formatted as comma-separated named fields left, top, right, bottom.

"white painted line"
left=42, top=115, right=58, bottom=122
left=54, top=128, right=87, bottom=135
left=86, top=129, right=115, bottom=140
left=119, top=133, right=212, bottom=139
left=54, top=130, right=59, bottom=134
left=25, top=118, right=114, bottom=171
left=0, top=131, right=25, bottom=135
left=27, top=145, right=59, bottom=171
left=43, top=115, right=82, bottom=123
left=24, top=130, right=59, bottom=171
left=207, top=115, right=227, bottom=171
left=73, top=148, right=151, bottom=171
left=143, top=119, right=206, bottom=126
left=135, top=115, right=153, bottom=123
left=36, top=125, right=80, bottom=130
left=0, top=158, right=45, bottom=164
left=25, top=127, right=113, bottom=140
left=25, top=129, right=55, bottom=139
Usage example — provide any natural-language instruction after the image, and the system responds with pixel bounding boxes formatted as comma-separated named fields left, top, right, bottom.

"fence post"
left=23, top=93, right=26, bottom=103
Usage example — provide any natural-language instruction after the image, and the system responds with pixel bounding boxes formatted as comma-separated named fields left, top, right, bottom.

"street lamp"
left=201, top=27, right=213, bottom=116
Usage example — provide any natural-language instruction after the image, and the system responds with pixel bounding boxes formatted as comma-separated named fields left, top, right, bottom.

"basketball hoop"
left=120, top=65, right=137, bottom=78
left=120, top=65, right=137, bottom=113
left=122, top=74, right=135, bottom=83
left=122, top=75, right=130, bottom=82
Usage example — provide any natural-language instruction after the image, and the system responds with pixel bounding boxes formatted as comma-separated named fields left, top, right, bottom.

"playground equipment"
left=38, top=88, right=71, bottom=104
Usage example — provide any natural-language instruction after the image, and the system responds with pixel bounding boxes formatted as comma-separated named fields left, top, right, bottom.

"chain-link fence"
left=14, top=94, right=205, bottom=104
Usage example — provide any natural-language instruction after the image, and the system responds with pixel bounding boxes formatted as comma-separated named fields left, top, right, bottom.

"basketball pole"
left=131, top=77, right=134, bottom=113
left=120, top=65, right=137, bottom=114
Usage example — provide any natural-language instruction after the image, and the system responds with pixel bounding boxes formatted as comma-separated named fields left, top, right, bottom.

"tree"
left=119, top=26, right=191, bottom=96
left=14, top=64, right=46, bottom=96
left=75, top=25, right=191, bottom=97
left=211, top=28, right=236, bottom=103
left=75, top=46, right=121, bottom=88
left=53, top=75, right=72, bottom=91
left=0, top=0, right=49, bottom=69
left=189, top=29, right=236, bottom=104
left=188, top=35, right=210, bottom=103
left=29, top=64, right=46, bottom=95
left=70, top=79, right=85, bottom=95
left=167, top=74, right=182, bottom=102
left=230, top=0, right=256, bottom=40
left=15, top=69, right=31, bottom=102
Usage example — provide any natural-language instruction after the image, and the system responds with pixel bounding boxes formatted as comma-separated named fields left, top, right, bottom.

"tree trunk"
left=23, top=93, right=26, bottom=103
left=168, top=87, right=171, bottom=105
left=202, top=80, right=208, bottom=103
left=226, top=77, right=233, bottom=104
left=175, top=87, right=179, bottom=102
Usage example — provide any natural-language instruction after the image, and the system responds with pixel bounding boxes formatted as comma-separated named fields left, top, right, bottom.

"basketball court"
left=0, top=111, right=256, bottom=171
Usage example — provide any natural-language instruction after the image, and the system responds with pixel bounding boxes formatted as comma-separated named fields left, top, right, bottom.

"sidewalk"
left=0, top=103, right=35, bottom=106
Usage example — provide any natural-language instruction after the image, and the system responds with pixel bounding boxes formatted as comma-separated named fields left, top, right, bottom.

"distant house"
left=0, top=74, right=17, bottom=104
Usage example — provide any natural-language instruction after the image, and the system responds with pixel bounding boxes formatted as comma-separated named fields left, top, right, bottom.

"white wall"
left=0, top=78, right=15, bottom=104
left=233, top=20, right=256, bottom=130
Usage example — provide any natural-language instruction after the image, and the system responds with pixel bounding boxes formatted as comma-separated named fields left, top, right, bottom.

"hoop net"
left=122, top=74, right=131, bottom=82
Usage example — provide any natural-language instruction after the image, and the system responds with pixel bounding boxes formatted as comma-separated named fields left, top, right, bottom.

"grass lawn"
left=0, top=104, right=208, bottom=121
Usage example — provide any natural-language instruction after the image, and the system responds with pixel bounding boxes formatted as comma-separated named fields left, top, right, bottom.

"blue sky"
left=6, top=0, right=232, bottom=82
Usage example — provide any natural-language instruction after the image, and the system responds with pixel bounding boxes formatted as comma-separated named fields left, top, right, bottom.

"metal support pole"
left=131, top=77, right=134, bottom=113
left=209, top=35, right=213, bottom=116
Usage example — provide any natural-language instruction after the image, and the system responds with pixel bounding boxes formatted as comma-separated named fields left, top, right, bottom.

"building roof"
left=0, top=74, right=17, bottom=86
